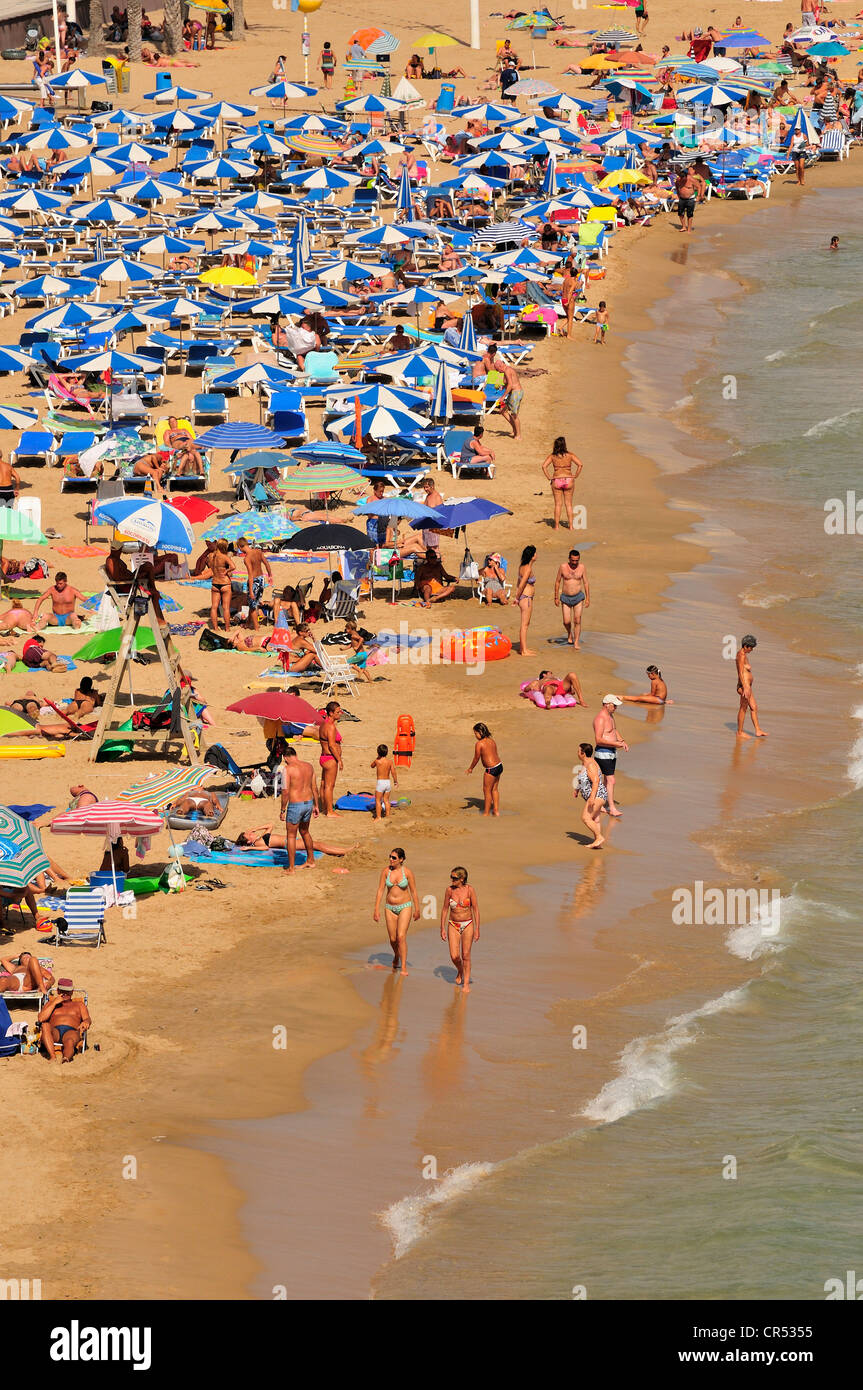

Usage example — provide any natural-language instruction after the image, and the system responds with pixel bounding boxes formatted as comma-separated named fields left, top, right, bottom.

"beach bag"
left=198, top=627, right=234, bottom=652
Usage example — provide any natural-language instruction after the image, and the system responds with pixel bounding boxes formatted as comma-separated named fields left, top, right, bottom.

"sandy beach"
left=0, top=0, right=860, bottom=1302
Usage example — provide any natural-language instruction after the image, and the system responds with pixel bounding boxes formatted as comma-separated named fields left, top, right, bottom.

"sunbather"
left=0, top=601, right=39, bottom=633
left=38, top=978, right=91, bottom=1063
left=131, top=451, right=169, bottom=495
left=32, top=572, right=84, bottom=629
left=170, top=790, right=223, bottom=817
left=0, top=952, right=54, bottom=994
left=235, top=825, right=355, bottom=855
left=21, top=633, right=63, bottom=672
left=106, top=545, right=134, bottom=588
left=162, top=416, right=205, bottom=477
left=51, top=371, right=101, bottom=417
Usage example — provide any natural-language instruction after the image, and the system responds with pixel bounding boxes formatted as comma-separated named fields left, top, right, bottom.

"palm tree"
left=232, top=0, right=246, bottom=43
left=127, top=0, right=142, bottom=62
left=86, top=1, right=109, bottom=56
left=163, top=0, right=183, bottom=55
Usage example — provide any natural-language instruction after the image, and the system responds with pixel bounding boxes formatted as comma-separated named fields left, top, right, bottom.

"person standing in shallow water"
left=736, top=636, right=767, bottom=738
left=374, top=848, right=419, bottom=975
left=441, top=866, right=480, bottom=992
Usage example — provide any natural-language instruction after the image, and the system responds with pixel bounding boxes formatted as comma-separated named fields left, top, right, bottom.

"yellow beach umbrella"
left=418, top=32, right=461, bottom=49
left=599, top=169, right=649, bottom=188
left=199, top=266, right=257, bottom=287
left=580, top=55, right=626, bottom=70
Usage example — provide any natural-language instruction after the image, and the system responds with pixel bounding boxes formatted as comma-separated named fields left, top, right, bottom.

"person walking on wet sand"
left=441, top=866, right=480, bottom=992
left=374, top=848, right=420, bottom=975
left=575, top=742, right=607, bottom=849
left=466, top=722, right=502, bottom=816
left=736, top=635, right=767, bottom=738
left=554, top=548, right=589, bottom=648
left=592, top=695, right=628, bottom=817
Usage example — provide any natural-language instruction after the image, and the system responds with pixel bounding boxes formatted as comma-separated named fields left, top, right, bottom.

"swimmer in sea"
left=736, top=635, right=767, bottom=739
left=623, top=665, right=673, bottom=705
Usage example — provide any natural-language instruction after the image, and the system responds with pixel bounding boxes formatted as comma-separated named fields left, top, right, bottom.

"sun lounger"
left=10, top=429, right=55, bottom=468
left=191, top=392, right=228, bottom=425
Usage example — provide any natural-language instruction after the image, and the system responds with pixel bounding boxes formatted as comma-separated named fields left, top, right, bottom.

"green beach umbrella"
left=74, top=626, right=158, bottom=661
left=274, top=463, right=366, bottom=496
left=0, top=805, right=51, bottom=888
left=0, top=706, right=38, bottom=738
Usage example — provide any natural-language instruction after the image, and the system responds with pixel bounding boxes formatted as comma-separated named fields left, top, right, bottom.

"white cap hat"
left=602, top=693, right=622, bottom=707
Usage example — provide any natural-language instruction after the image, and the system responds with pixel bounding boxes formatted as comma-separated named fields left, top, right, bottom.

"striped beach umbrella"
left=459, top=313, right=477, bottom=353
left=396, top=161, right=413, bottom=216
left=283, top=132, right=342, bottom=158
left=340, top=94, right=407, bottom=114
left=0, top=807, right=50, bottom=889
left=195, top=422, right=286, bottom=451
left=431, top=362, right=453, bottom=423
left=117, top=767, right=218, bottom=810
left=275, top=463, right=366, bottom=496
left=189, top=156, right=257, bottom=181
left=0, top=405, right=39, bottom=431
left=71, top=198, right=147, bottom=224
left=541, top=154, right=558, bottom=196
left=249, top=81, right=318, bottom=102
left=50, top=801, right=164, bottom=836
left=330, top=404, right=428, bottom=440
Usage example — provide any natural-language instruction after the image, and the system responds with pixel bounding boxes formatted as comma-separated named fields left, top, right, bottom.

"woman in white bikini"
left=441, top=866, right=480, bottom=992
left=514, top=544, right=537, bottom=656
left=541, top=435, right=583, bottom=531
left=373, top=848, right=420, bottom=976
left=0, top=952, right=53, bottom=994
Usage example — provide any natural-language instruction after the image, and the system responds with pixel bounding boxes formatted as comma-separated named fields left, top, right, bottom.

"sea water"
left=372, top=188, right=863, bottom=1300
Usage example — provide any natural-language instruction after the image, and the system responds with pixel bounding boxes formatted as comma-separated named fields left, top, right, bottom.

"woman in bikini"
left=466, top=723, right=502, bottom=817
left=574, top=742, right=607, bottom=849
left=209, top=540, right=234, bottom=633
left=318, top=700, right=343, bottom=816
left=541, top=435, right=583, bottom=532
left=0, top=952, right=53, bottom=994
left=374, top=847, right=420, bottom=976
left=515, top=543, right=537, bottom=656
left=440, top=866, right=480, bottom=992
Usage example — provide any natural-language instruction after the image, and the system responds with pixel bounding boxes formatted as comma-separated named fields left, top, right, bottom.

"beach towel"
left=169, top=621, right=206, bottom=637
left=53, top=545, right=109, bottom=558
left=183, top=846, right=320, bottom=867
left=12, top=657, right=76, bottom=673
left=8, top=804, right=54, bottom=820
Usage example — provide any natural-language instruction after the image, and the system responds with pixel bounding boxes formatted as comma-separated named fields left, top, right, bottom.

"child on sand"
left=370, top=744, right=398, bottom=821
left=592, top=301, right=609, bottom=346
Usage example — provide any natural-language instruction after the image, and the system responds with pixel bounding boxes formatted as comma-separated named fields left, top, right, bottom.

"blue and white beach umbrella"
left=396, top=161, right=413, bottom=216
left=189, top=156, right=257, bottom=181
left=71, top=198, right=147, bottom=224
left=330, top=405, right=428, bottom=440
left=249, top=82, right=318, bottom=101
left=46, top=68, right=108, bottom=90
left=195, top=423, right=287, bottom=451
left=93, top=498, right=195, bottom=553
left=16, top=125, right=90, bottom=151
left=458, top=312, right=477, bottom=353
left=541, top=154, right=558, bottom=197
left=63, top=348, right=161, bottom=376
left=787, top=108, right=819, bottom=144
left=431, top=362, right=453, bottom=422
left=0, top=405, right=41, bottom=430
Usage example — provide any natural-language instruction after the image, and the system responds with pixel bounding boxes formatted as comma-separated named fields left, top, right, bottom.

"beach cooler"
left=89, top=870, right=125, bottom=894
left=436, top=83, right=456, bottom=114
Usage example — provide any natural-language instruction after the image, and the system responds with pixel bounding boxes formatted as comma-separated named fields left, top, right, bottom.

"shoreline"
left=1, top=10, right=860, bottom=1298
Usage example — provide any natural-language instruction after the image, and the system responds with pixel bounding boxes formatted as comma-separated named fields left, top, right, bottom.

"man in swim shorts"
left=0, top=453, right=21, bottom=508
left=236, top=536, right=273, bottom=632
left=553, top=549, right=590, bottom=648
left=280, top=746, right=319, bottom=875
left=500, top=358, right=523, bottom=440
left=675, top=168, right=697, bottom=233
left=592, top=694, right=628, bottom=817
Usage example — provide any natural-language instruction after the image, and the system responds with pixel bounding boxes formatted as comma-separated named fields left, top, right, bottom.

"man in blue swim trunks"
left=32, top=572, right=84, bottom=629
left=279, top=747, right=320, bottom=876
left=39, top=978, right=91, bottom=1063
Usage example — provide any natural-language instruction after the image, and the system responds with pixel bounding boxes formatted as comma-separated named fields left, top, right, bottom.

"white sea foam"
left=725, top=896, right=784, bottom=961
left=847, top=705, right=863, bottom=788
left=740, top=590, right=790, bottom=609
left=379, top=1162, right=495, bottom=1259
left=765, top=350, right=786, bottom=362
left=804, top=408, right=863, bottom=438
left=579, top=987, right=747, bottom=1126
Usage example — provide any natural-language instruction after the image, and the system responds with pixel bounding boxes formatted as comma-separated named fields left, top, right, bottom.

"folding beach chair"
left=323, top=580, right=359, bottom=625
left=312, top=640, right=358, bottom=699
left=41, top=891, right=106, bottom=949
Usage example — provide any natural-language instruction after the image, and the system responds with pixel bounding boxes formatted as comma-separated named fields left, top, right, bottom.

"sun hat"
left=602, top=693, right=622, bottom=706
